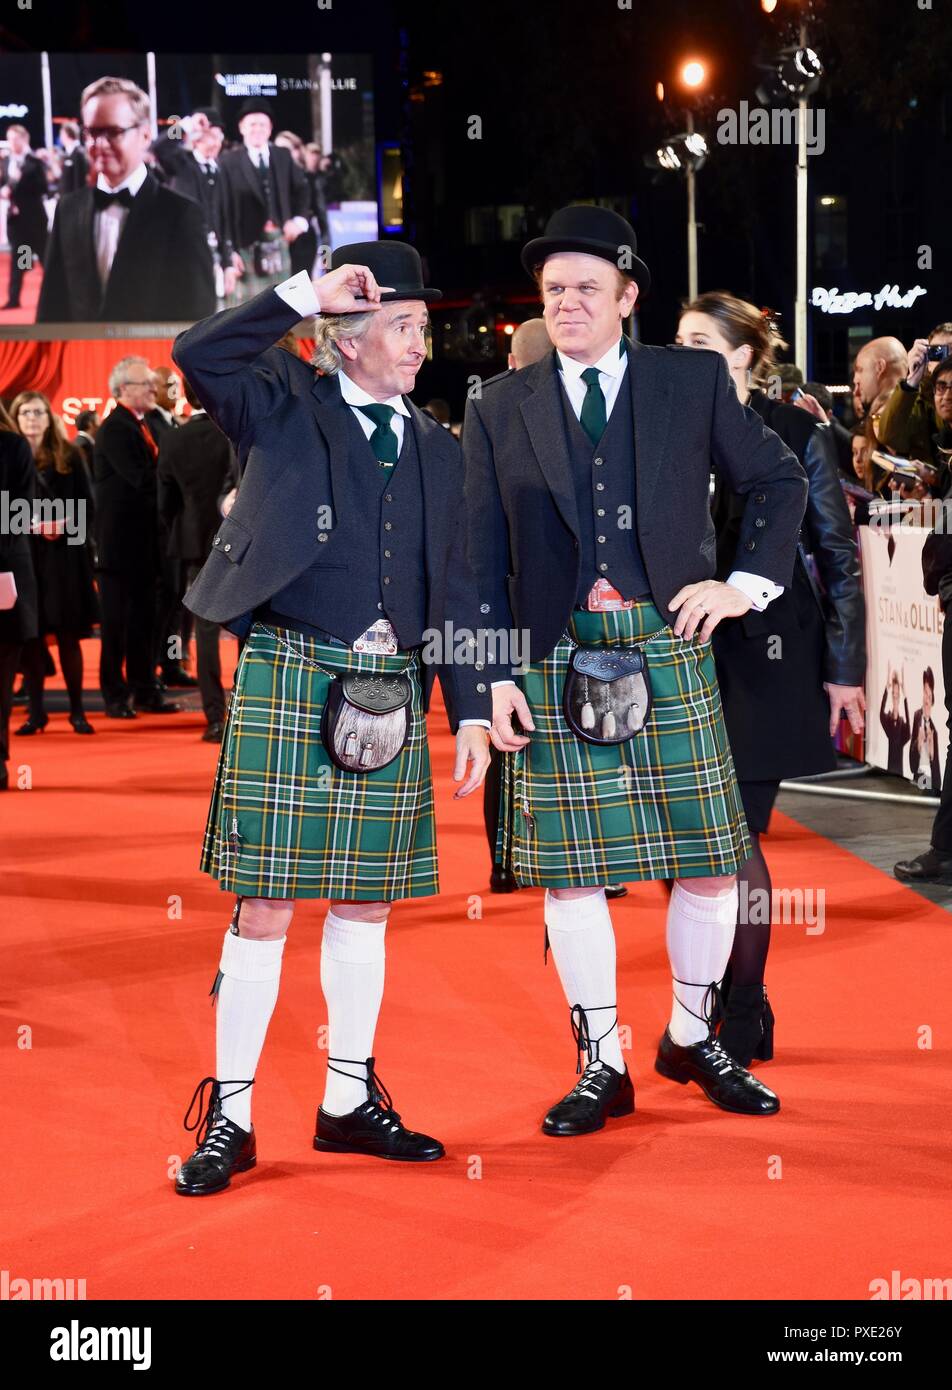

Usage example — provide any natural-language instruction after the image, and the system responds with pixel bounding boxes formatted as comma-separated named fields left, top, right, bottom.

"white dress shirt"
left=94, top=161, right=148, bottom=289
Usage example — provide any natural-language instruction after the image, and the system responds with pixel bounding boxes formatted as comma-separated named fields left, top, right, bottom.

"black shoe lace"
left=565, top=1060, right=616, bottom=1105
left=182, top=1075, right=253, bottom=1150
left=328, top=1055, right=403, bottom=1130
left=671, top=977, right=725, bottom=1042
left=569, top=1003, right=617, bottom=1074
left=697, top=1037, right=739, bottom=1076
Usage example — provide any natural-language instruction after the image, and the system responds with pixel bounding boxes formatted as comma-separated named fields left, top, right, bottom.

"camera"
left=927, top=344, right=951, bottom=362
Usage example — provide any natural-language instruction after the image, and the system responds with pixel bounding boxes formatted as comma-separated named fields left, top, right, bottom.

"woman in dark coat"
left=0, top=402, right=38, bottom=788
left=11, top=391, right=98, bottom=735
left=677, top=293, right=867, bottom=1065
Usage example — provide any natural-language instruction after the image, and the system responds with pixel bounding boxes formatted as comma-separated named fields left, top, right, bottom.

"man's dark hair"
left=924, top=667, right=935, bottom=694
left=803, top=381, right=832, bottom=413
left=933, top=356, right=952, bottom=389
left=75, top=410, right=98, bottom=433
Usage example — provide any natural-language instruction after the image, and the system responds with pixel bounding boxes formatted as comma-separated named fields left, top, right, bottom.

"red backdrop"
left=0, top=337, right=316, bottom=434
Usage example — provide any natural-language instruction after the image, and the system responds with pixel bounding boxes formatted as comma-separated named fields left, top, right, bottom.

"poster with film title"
left=860, top=524, right=945, bottom=790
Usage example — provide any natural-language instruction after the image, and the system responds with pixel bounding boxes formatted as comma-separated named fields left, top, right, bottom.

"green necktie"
left=580, top=366, right=607, bottom=445
left=357, top=403, right=399, bottom=466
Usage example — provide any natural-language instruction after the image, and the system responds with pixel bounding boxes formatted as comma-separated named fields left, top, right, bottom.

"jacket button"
left=384, top=549, right=392, bottom=558
left=480, top=603, right=490, bottom=614
left=385, top=494, right=393, bottom=502
left=755, top=517, right=765, bottom=528
left=317, top=533, right=328, bottom=543
left=475, top=661, right=484, bottom=671
left=383, top=577, right=391, bottom=585
left=745, top=539, right=756, bottom=551
left=594, top=457, right=604, bottom=466
left=595, top=482, right=605, bottom=491
left=223, top=543, right=232, bottom=552
left=384, top=521, right=393, bottom=531
left=476, top=683, right=487, bottom=693
left=377, top=602, right=384, bottom=611
left=597, top=535, right=606, bottom=544
left=597, top=508, right=605, bottom=517
left=599, top=562, right=608, bottom=572
left=754, top=492, right=766, bottom=503
left=213, top=536, right=221, bottom=545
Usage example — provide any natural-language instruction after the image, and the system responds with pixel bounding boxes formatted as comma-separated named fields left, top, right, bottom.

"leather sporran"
left=562, top=645, right=652, bottom=746
left=321, top=670, right=413, bottom=772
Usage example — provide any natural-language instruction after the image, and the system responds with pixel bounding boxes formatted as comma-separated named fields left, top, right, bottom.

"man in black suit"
left=94, top=355, right=178, bottom=717
left=151, top=107, right=238, bottom=301
left=37, top=77, right=215, bottom=324
left=1, top=124, right=49, bottom=309
left=156, top=376, right=234, bottom=738
left=73, top=409, right=99, bottom=476
left=219, top=98, right=310, bottom=304
left=169, top=245, right=492, bottom=1196
left=56, top=122, right=90, bottom=195
left=463, top=205, right=807, bottom=1135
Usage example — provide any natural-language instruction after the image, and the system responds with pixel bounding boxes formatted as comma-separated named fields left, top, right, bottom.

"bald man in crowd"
left=853, top=337, right=908, bottom=424
left=508, top=317, right=552, bottom=370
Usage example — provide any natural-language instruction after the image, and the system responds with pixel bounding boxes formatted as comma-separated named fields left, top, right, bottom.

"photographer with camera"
left=878, top=322, right=952, bottom=465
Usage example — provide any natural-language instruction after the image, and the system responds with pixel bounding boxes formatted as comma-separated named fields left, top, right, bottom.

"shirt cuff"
left=291, top=216, right=310, bottom=235
left=491, top=679, right=516, bottom=688
left=459, top=719, right=492, bottom=730
left=274, top=270, right=320, bottom=319
left=728, top=570, right=783, bottom=611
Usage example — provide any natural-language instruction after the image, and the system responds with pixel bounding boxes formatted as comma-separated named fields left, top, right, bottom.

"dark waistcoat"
left=260, top=407, right=428, bottom=647
left=560, top=376, right=651, bottom=603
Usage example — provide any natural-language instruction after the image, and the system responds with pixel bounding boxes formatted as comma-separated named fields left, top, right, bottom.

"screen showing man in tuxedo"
left=36, top=76, right=216, bottom=325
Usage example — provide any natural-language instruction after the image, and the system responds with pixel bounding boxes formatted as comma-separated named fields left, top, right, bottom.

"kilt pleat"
left=498, top=602, right=751, bottom=887
left=200, top=623, right=438, bottom=900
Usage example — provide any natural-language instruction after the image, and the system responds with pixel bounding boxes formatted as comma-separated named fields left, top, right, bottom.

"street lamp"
left=758, top=2, right=823, bottom=378
left=679, top=58, right=708, bottom=300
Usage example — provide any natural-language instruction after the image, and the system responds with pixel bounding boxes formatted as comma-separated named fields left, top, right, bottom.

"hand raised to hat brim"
left=313, top=263, right=395, bottom=314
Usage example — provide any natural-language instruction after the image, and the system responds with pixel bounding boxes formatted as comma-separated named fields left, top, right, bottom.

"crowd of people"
left=0, top=76, right=350, bottom=321
left=3, top=202, right=951, bottom=1190
left=0, top=355, right=238, bottom=788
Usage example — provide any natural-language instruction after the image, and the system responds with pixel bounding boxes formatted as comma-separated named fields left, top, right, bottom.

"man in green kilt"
left=463, top=206, right=808, bottom=1133
left=170, top=245, right=491, bottom=1194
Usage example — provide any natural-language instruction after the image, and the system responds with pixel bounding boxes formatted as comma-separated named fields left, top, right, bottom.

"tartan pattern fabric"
left=497, top=602, right=752, bottom=887
left=200, top=623, right=438, bottom=900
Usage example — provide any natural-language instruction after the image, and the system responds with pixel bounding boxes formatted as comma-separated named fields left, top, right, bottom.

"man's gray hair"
left=109, top=355, right=151, bottom=398
left=310, top=311, right=377, bottom=375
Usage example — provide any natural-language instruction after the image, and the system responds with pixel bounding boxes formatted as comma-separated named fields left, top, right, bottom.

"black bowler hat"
left=237, top=96, right=275, bottom=122
left=193, top=106, right=224, bottom=129
left=521, top=205, right=651, bottom=295
left=330, top=240, right=442, bottom=303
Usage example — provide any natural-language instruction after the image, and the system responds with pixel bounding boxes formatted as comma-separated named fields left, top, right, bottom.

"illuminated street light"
left=680, top=60, right=707, bottom=89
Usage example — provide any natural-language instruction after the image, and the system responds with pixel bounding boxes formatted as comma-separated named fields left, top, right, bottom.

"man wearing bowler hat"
left=170, top=241, right=492, bottom=1195
left=463, top=205, right=808, bottom=1134
left=219, top=97, right=312, bottom=303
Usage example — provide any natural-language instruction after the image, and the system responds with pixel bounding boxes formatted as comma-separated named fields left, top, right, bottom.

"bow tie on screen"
left=93, top=187, right=135, bottom=211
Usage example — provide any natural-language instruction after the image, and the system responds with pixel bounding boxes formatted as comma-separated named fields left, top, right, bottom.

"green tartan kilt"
left=497, top=601, right=752, bottom=887
left=200, top=623, right=438, bottom=901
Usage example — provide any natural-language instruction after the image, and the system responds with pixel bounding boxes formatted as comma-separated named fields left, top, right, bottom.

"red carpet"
left=2, top=652, right=951, bottom=1301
